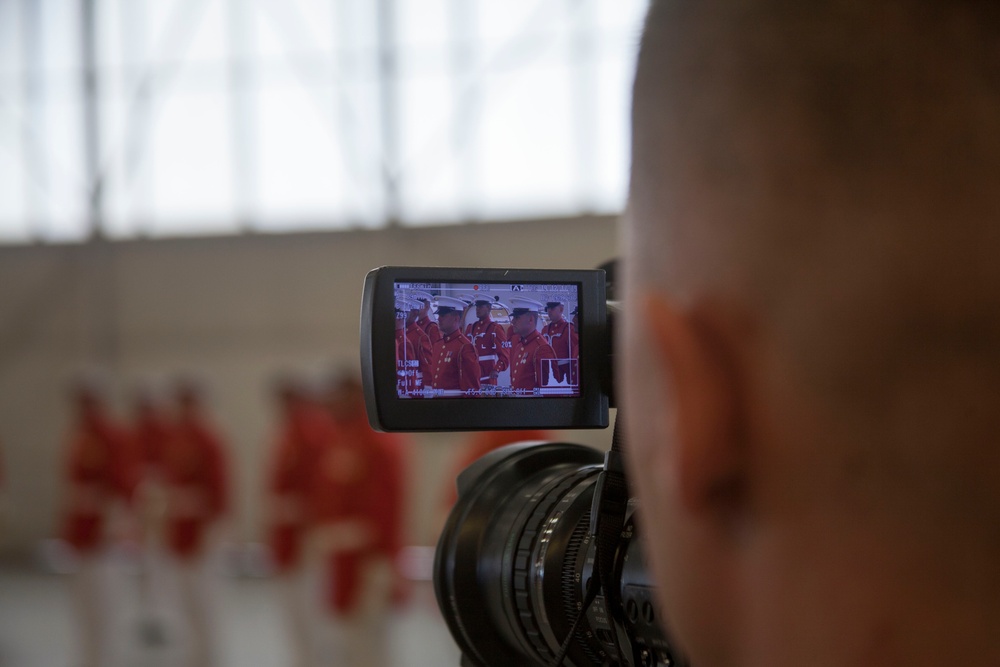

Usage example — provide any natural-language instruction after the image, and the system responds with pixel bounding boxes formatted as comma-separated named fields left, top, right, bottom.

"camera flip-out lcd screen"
left=393, top=281, right=581, bottom=399
left=360, top=267, right=609, bottom=431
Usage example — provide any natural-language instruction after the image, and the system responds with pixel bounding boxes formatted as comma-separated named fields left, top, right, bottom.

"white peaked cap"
left=436, top=295, right=468, bottom=312
left=509, top=297, right=545, bottom=313
left=410, top=290, right=434, bottom=303
left=395, top=296, right=422, bottom=311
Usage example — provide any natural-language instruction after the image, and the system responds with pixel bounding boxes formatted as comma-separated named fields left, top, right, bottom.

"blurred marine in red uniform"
left=60, top=373, right=137, bottom=667
left=129, top=382, right=175, bottom=644
left=405, top=304, right=434, bottom=391
left=310, top=373, right=409, bottom=667
left=163, top=378, right=230, bottom=667
left=266, top=373, right=335, bottom=667
left=464, top=297, right=509, bottom=386
left=509, top=298, right=558, bottom=394
left=412, top=291, right=442, bottom=345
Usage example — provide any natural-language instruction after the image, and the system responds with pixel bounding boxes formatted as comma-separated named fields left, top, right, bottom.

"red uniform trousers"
left=307, top=420, right=409, bottom=614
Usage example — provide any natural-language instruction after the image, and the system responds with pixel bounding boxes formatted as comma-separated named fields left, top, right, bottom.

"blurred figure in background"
left=310, top=373, right=409, bottom=667
left=162, top=377, right=230, bottom=667
left=59, top=372, right=137, bottom=667
left=265, top=372, right=335, bottom=667
left=129, top=380, right=174, bottom=646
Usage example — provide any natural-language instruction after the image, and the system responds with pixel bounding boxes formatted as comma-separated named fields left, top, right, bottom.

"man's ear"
left=641, top=291, right=745, bottom=516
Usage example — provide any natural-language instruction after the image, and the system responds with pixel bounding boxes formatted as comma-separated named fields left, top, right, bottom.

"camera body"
left=360, top=266, right=685, bottom=667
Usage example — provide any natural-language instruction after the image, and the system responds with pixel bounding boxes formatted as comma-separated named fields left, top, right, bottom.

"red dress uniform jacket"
left=510, top=330, right=557, bottom=393
left=62, top=417, right=137, bottom=553
left=133, top=414, right=172, bottom=477
left=405, top=323, right=433, bottom=389
left=268, top=408, right=335, bottom=571
left=506, top=325, right=522, bottom=361
left=417, top=316, right=442, bottom=345
left=541, top=319, right=579, bottom=383
left=464, top=318, right=509, bottom=385
left=396, top=329, right=421, bottom=395
left=307, top=417, right=409, bottom=614
left=163, top=418, right=229, bottom=559
left=430, top=330, right=481, bottom=393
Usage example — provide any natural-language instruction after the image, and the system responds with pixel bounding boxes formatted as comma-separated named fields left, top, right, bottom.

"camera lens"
left=434, top=442, right=621, bottom=666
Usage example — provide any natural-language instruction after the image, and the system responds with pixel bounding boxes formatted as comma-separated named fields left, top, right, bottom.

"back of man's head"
left=622, top=2, right=1000, bottom=666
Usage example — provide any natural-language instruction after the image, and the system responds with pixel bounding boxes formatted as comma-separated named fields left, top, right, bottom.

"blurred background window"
left=0, top=0, right=648, bottom=243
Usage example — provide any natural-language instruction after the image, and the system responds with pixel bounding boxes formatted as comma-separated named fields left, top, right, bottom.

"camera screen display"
left=393, top=281, right=581, bottom=399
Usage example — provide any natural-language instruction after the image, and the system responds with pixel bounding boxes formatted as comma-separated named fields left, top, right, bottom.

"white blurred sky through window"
left=0, top=0, right=648, bottom=242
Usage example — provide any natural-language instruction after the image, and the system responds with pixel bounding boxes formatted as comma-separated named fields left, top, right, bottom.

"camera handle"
left=551, top=414, right=643, bottom=667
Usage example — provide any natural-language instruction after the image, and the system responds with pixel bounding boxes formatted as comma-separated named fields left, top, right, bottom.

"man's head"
left=510, top=312, right=537, bottom=338
left=436, top=297, right=467, bottom=335
left=510, top=298, right=544, bottom=338
left=622, top=2, right=1000, bottom=666
left=475, top=299, right=492, bottom=321
left=545, top=302, right=564, bottom=323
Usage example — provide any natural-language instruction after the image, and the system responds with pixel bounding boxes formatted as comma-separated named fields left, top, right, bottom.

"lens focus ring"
left=512, top=468, right=598, bottom=662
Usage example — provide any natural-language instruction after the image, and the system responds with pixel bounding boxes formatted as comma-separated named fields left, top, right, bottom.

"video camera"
left=360, top=266, right=687, bottom=667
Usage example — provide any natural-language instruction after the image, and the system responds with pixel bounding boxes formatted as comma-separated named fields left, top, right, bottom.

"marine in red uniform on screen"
left=411, top=290, right=442, bottom=345
left=464, top=297, right=509, bottom=386
left=508, top=298, right=558, bottom=394
left=541, top=300, right=579, bottom=384
left=394, top=300, right=422, bottom=395
left=404, top=304, right=433, bottom=390
left=429, top=296, right=481, bottom=394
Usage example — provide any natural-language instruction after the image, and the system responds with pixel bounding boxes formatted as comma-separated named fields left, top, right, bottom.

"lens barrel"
left=435, top=442, right=616, bottom=666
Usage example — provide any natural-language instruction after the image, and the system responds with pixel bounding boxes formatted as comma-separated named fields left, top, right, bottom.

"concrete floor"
left=0, top=566, right=461, bottom=667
